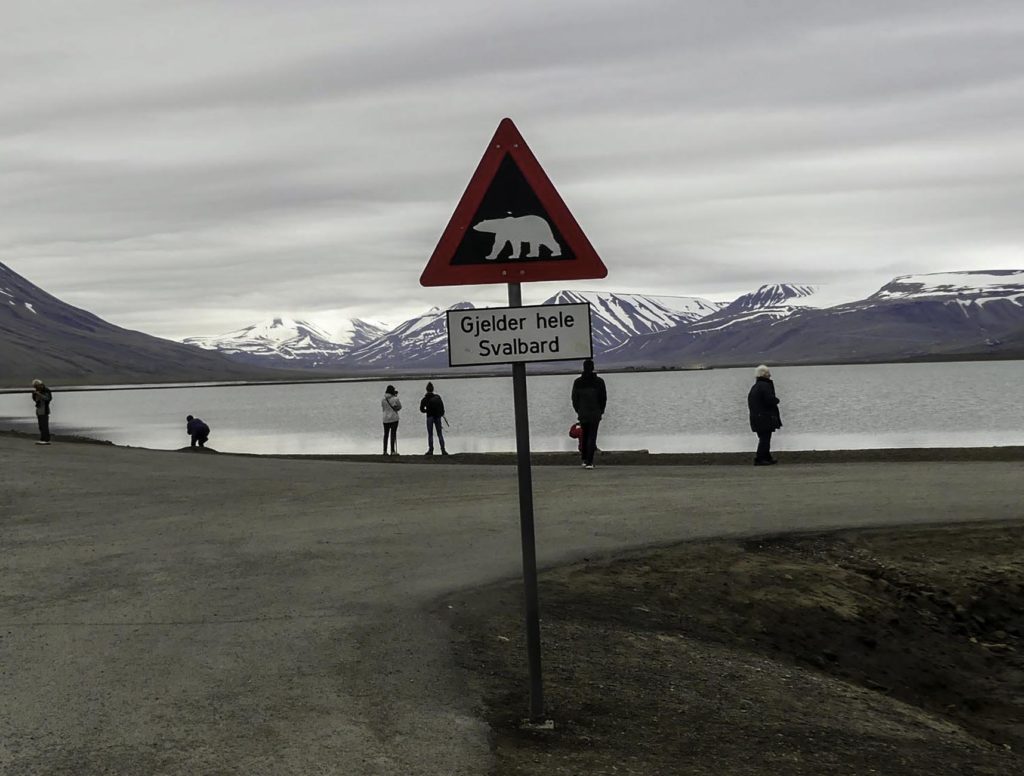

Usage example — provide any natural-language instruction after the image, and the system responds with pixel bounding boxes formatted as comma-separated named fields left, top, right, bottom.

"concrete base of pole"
left=519, top=719, right=556, bottom=732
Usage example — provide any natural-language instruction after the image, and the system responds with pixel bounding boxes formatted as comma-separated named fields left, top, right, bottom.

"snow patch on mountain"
left=548, top=290, right=721, bottom=321
left=694, top=285, right=809, bottom=331
left=344, top=303, right=474, bottom=367
left=544, top=290, right=721, bottom=350
left=719, top=283, right=863, bottom=312
left=182, top=315, right=391, bottom=367
left=183, top=317, right=351, bottom=365
left=871, top=270, right=1024, bottom=305
left=332, top=318, right=388, bottom=348
left=691, top=283, right=866, bottom=332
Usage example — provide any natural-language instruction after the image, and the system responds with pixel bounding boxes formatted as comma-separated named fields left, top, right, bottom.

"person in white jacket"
left=381, top=385, right=402, bottom=455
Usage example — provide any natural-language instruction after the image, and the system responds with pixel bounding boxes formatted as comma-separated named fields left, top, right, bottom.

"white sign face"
left=447, top=303, right=593, bottom=366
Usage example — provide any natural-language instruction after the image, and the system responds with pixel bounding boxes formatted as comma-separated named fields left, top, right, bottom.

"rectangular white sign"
left=447, top=302, right=593, bottom=366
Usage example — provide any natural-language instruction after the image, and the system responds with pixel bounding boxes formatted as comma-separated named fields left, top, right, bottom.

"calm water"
left=1, top=361, right=1021, bottom=455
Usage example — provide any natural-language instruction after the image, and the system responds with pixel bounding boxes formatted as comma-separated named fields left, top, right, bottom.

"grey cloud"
left=2, top=0, right=1023, bottom=339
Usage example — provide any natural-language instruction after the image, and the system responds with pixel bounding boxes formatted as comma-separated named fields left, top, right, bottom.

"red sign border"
left=420, top=118, right=608, bottom=287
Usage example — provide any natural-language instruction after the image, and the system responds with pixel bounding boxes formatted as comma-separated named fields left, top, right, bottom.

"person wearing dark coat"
left=419, top=382, right=448, bottom=456
left=186, top=415, right=211, bottom=448
left=31, top=379, right=53, bottom=445
left=571, top=359, right=607, bottom=469
left=747, top=365, right=782, bottom=465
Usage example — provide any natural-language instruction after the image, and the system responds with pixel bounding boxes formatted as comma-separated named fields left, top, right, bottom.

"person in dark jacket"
left=186, top=415, right=211, bottom=448
left=419, top=382, right=447, bottom=456
left=31, top=379, right=52, bottom=445
left=747, top=365, right=782, bottom=465
left=571, top=359, right=607, bottom=469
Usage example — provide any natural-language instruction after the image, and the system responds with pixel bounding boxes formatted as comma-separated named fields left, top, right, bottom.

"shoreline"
left=3, top=428, right=1023, bottom=465
left=2, top=355, right=1023, bottom=392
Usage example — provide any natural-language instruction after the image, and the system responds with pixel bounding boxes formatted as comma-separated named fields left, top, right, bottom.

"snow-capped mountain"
left=183, top=316, right=388, bottom=368
left=184, top=277, right=1024, bottom=372
left=867, top=270, right=1024, bottom=306
left=184, top=317, right=348, bottom=368
left=608, top=270, right=1024, bottom=367
left=5, top=265, right=1023, bottom=385
left=542, top=290, right=722, bottom=350
left=690, top=283, right=862, bottom=332
left=338, top=292, right=726, bottom=369
left=342, top=303, right=474, bottom=368
left=333, top=318, right=389, bottom=349
left=720, top=283, right=820, bottom=312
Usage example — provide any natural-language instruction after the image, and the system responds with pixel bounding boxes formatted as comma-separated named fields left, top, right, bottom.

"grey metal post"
left=507, top=282, right=545, bottom=722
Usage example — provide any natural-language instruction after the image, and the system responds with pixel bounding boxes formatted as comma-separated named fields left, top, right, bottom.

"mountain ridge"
left=3, top=264, right=1022, bottom=385
left=607, top=270, right=1024, bottom=367
left=177, top=272, right=1024, bottom=371
left=0, top=261, right=298, bottom=385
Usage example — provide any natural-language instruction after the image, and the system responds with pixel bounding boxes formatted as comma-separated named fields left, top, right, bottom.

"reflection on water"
left=0, top=361, right=1021, bottom=455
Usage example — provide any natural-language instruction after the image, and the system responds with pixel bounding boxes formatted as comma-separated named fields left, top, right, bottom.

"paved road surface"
left=1, top=436, right=1020, bottom=774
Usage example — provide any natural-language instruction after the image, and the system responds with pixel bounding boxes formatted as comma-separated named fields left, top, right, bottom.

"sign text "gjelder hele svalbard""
left=446, top=302, right=593, bottom=367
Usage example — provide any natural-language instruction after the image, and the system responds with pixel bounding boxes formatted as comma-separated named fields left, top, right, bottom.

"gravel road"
left=1, top=435, right=1020, bottom=774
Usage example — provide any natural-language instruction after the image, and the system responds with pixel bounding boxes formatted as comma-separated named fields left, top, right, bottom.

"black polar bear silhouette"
left=472, top=215, right=562, bottom=260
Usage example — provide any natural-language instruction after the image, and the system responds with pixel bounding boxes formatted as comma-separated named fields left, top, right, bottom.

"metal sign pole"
left=507, top=281, right=545, bottom=722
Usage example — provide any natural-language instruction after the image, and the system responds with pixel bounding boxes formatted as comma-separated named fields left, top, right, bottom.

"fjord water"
left=1, top=361, right=1021, bottom=455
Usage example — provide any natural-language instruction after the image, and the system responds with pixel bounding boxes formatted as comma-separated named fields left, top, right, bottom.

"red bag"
left=569, top=423, right=582, bottom=439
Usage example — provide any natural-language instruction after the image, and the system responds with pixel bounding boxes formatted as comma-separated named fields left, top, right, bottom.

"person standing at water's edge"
left=186, top=415, right=211, bottom=449
left=419, top=382, right=447, bottom=456
left=31, top=379, right=52, bottom=445
left=571, top=359, right=607, bottom=469
left=747, top=365, right=782, bottom=466
left=381, top=385, right=402, bottom=456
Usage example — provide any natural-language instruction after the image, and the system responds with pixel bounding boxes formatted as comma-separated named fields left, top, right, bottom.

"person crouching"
left=186, top=415, right=211, bottom=449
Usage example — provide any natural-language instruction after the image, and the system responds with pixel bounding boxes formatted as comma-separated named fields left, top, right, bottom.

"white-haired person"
left=31, top=379, right=53, bottom=445
left=747, top=365, right=782, bottom=465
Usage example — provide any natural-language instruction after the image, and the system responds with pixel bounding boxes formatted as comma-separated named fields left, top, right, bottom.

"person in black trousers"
left=31, top=379, right=52, bottom=445
left=571, top=359, right=607, bottom=469
left=186, top=415, right=211, bottom=448
left=747, top=365, right=782, bottom=465
left=381, top=384, right=401, bottom=455
left=419, top=382, right=448, bottom=455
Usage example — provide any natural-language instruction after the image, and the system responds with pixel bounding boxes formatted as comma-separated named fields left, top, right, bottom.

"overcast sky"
left=3, top=0, right=1023, bottom=339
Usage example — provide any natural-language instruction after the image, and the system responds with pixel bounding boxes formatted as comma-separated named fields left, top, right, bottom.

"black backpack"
left=426, top=394, right=445, bottom=417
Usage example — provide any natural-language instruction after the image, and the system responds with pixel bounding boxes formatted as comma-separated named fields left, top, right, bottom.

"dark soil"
left=443, top=522, right=1024, bottom=775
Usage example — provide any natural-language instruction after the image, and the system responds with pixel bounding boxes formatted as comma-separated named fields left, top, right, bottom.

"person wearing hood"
left=571, top=359, right=607, bottom=469
left=381, top=384, right=402, bottom=456
left=419, top=382, right=448, bottom=456
left=747, top=365, right=782, bottom=465
left=31, top=379, right=52, bottom=445
left=186, top=415, right=211, bottom=449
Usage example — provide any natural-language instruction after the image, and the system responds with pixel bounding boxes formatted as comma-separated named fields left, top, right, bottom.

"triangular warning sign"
left=421, top=118, right=607, bottom=287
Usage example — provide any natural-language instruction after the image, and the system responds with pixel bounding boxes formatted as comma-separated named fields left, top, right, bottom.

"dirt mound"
left=444, top=522, right=1024, bottom=775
